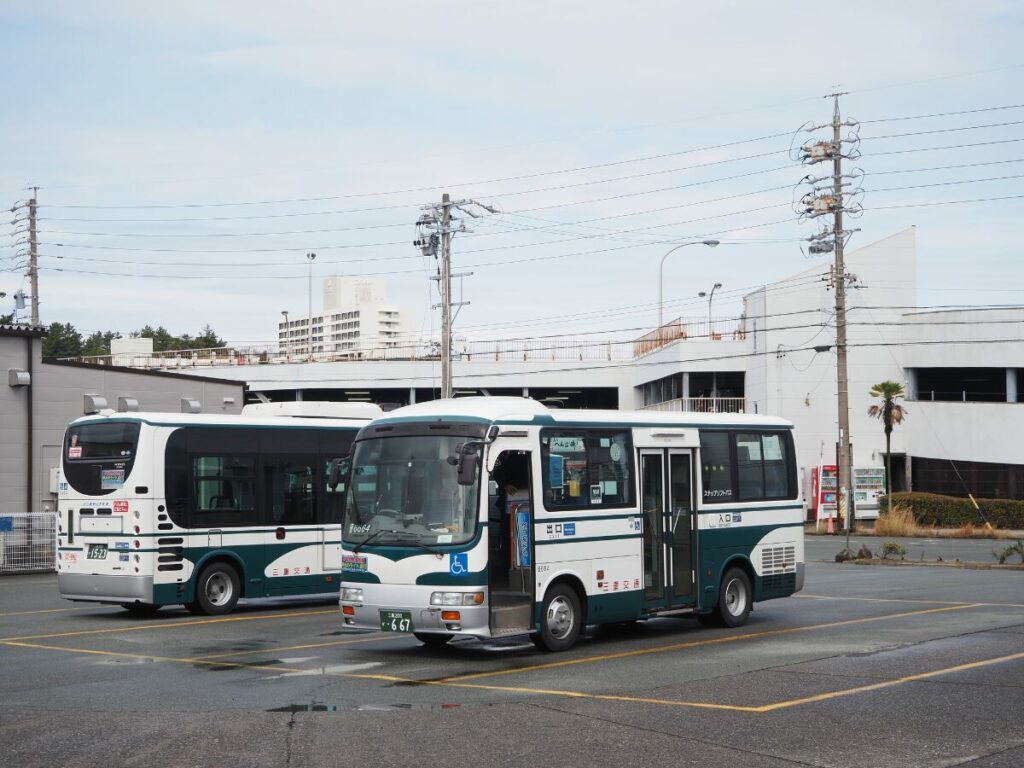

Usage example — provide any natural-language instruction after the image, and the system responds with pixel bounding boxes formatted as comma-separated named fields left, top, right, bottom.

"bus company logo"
left=342, top=555, right=368, bottom=572
left=112, top=501, right=129, bottom=514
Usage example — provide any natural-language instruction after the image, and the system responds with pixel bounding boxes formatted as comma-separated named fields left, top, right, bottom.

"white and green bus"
left=339, top=397, right=804, bottom=651
left=58, top=402, right=380, bottom=615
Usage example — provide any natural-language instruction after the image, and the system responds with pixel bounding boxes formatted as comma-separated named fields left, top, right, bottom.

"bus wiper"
left=351, top=528, right=401, bottom=554
left=389, top=533, right=440, bottom=555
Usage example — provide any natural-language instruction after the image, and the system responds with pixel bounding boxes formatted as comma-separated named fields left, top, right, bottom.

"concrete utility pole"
left=306, top=252, right=316, bottom=362
left=415, top=194, right=496, bottom=399
left=28, top=187, right=39, bottom=326
left=797, top=93, right=861, bottom=540
left=439, top=194, right=453, bottom=398
left=830, top=95, right=854, bottom=537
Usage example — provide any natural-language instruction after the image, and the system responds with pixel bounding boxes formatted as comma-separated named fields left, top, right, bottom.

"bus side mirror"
left=328, top=457, right=350, bottom=491
left=458, top=450, right=478, bottom=486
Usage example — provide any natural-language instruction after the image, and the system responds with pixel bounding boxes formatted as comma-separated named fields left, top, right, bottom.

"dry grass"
left=873, top=505, right=922, bottom=537
left=868, top=504, right=1019, bottom=539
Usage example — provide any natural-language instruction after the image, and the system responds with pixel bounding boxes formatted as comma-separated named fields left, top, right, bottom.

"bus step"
left=490, top=603, right=532, bottom=632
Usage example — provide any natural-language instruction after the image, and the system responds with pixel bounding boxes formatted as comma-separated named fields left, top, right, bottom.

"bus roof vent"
left=83, top=394, right=107, bottom=415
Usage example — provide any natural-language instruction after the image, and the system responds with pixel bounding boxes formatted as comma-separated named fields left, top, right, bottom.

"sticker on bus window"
left=68, top=446, right=82, bottom=459
left=550, top=437, right=585, bottom=453
left=548, top=454, right=564, bottom=489
left=100, top=469, right=125, bottom=490
left=590, top=484, right=602, bottom=504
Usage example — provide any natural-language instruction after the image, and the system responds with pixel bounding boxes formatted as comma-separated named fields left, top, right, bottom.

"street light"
left=698, top=282, right=723, bottom=335
left=306, top=252, right=316, bottom=362
left=658, top=240, right=720, bottom=329
left=281, top=310, right=289, bottom=361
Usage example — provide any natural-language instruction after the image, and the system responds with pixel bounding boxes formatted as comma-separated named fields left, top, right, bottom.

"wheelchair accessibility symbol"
left=449, top=553, right=468, bottom=576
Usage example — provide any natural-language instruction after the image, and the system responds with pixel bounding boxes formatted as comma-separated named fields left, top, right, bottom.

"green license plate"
left=379, top=610, right=412, bottom=633
left=87, top=543, right=108, bottom=560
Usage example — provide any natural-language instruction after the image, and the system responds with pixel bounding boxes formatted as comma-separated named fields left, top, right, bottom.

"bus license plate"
left=379, top=610, right=412, bottom=633
left=87, top=544, right=108, bottom=560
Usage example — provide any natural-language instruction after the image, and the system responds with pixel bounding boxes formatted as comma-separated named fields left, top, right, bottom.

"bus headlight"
left=341, top=588, right=363, bottom=602
left=430, top=591, right=484, bottom=606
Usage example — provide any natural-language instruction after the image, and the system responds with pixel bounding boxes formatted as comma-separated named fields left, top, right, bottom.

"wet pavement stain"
left=201, top=659, right=285, bottom=671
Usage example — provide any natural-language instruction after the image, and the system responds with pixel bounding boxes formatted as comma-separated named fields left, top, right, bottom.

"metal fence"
left=640, top=397, right=747, bottom=414
left=0, top=513, right=57, bottom=574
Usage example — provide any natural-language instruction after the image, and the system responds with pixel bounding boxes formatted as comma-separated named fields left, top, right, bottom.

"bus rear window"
left=63, top=422, right=141, bottom=496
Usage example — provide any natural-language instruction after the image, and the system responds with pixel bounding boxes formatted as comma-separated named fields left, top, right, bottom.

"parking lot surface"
left=1, top=563, right=1022, bottom=768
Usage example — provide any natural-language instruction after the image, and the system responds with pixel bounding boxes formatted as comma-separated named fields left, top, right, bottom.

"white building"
left=278, top=277, right=412, bottom=360
left=73, top=227, right=1023, bottom=504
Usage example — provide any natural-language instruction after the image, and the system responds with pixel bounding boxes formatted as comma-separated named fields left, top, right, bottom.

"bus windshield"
left=62, top=421, right=141, bottom=496
left=343, top=435, right=480, bottom=547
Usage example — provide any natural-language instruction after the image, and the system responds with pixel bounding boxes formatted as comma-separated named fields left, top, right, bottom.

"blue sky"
left=2, top=1, right=1023, bottom=347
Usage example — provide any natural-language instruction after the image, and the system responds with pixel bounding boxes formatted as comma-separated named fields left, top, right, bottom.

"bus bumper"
left=58, top=573, right=153, bottom=603
left=340, top=583, right=491, bottom=638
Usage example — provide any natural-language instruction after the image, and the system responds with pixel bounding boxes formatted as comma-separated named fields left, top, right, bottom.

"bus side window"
left=264, top=456, right=316, bottom=525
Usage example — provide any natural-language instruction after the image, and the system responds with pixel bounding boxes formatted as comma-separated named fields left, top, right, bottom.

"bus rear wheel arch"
left=187, top=560, right=242, bottom=615
left=698, top=565, right=752, bottom=628
left=532, top=580, right=586, bottom=652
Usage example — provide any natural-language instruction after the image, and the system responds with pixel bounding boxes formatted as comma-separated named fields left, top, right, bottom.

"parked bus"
left=339, top=397, right=804, bottom=651
left=58, top=402, right=381, bottom=615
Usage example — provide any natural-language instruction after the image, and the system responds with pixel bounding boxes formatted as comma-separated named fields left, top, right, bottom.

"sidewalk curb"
left=839, top=558, right=1024, bottom=571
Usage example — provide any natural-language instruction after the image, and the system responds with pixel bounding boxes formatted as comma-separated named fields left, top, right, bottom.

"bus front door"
left=640, top=449, right=695, bottom=612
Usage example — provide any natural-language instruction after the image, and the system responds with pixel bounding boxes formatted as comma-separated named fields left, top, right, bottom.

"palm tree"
left=867, top=381, right=908, bottom=514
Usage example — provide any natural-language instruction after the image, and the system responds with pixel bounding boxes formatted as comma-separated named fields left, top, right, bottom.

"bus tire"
left=533, top=583, right=582, bottom=652
left=192, top=561, right=241, bottom=615
left=414, top=632, right=452, bottom=647
left=711, top=567, right=752, bottom=628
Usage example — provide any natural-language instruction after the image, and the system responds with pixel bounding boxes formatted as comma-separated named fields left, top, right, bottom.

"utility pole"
left=439, top=194, right=453, bottom=398
left=415, top=194, right=496, bottom=399
left=28, top=187, right=39, bottom=326
left=306, top=252, right=316, bottom=362
left=798, top=94, right=862, bottom=543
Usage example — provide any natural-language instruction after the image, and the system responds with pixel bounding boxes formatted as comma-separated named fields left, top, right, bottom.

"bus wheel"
left=192, top=562, right=241, bottom=615
left=702, top=567, right=752, bottom=628
left=413, top=632, right=452, bottom=647
left=532, top=584, right=582, bottom=652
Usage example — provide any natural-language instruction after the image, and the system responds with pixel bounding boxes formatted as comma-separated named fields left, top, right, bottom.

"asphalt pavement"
left=0, top=563, right=1022, bottom=768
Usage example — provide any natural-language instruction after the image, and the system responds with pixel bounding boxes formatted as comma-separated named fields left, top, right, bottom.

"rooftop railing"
left=633, top=317, right=747, bottom=357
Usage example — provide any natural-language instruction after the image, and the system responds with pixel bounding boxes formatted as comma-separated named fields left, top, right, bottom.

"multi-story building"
left=278, top=277, right=411, bottom=360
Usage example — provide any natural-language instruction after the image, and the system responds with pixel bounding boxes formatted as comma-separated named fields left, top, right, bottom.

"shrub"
left=881, top=541, right=907, bottom=560
left=993, top=540, right=1024, bottom=565
left=879, top=492, right=1024, bottom=530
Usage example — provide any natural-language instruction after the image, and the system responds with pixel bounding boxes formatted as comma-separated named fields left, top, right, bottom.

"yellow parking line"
left=6, top=625, right=1020, bottom=715
left=0, top=606, right=91, bottom=617
left=1, top=639, right=313, bottom=675
left=439, top=604, right=981, bottom=683
left=753, top=650, right=1024, bottom=712
left=0, top=607, right=337, bottom=643
left=795, top=594, right=1024, bottom=608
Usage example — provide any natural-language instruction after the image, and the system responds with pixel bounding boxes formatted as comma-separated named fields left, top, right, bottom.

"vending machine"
left=853, top=466, right=886, bottom=519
